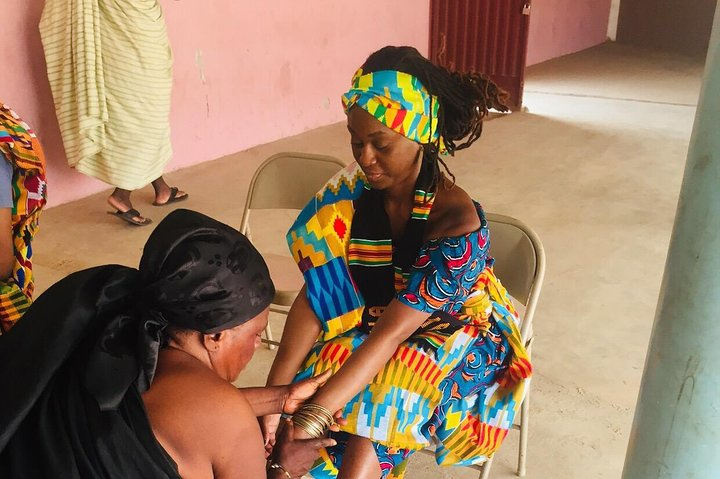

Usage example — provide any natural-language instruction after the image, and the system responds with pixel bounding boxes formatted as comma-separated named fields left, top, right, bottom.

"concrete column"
left=622, top=6, right=720, bottom=479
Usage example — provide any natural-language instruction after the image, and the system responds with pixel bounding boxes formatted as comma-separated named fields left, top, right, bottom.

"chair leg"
left=517, top=387, right=531, bottom=476
left=264, top=323, right=276, bottom=350
left=479, top=455, right=494, bottom=479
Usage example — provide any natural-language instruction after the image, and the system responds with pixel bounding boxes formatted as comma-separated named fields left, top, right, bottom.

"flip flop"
left=153, top=187, right=189, bottom=207
left=108, top=208, right=153, bottom=226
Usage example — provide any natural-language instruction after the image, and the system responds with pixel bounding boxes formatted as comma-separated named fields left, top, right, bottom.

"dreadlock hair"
left=360, top=45, right=509, bottom=189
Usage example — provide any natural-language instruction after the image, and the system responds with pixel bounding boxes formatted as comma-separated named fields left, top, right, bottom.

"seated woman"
left=0, top=209, right=335, bottom=478
left=263, top=46, right=532, bottom=478
left=0, top=102, right=47, bottom=333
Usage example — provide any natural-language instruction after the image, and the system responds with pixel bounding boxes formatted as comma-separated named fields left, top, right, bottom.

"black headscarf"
left=0, top=209, right=274, bottom=477
left=86, top=208, right=276, bottom=410
left=138, top=207, right=275, bottom=334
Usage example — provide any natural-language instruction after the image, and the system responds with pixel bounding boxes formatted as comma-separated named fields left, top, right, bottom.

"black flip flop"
left=153, top=187, right=189, bottom=207
left=108, top=208, right=153, bottom=226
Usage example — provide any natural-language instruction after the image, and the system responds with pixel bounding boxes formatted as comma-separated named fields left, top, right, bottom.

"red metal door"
left=430, top=0, right=531, bottom=110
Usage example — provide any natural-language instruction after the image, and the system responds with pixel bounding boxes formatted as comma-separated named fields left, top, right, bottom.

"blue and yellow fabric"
left=286, top=163, right=532, bottom=478
left=341, top=69, right=445, bottom=152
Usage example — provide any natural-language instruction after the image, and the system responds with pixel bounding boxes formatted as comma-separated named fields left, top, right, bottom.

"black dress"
left=0, top=266, right=180, bottom=478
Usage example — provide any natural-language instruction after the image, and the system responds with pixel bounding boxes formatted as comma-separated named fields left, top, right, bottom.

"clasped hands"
left=261, top=370, right=345, bottom=478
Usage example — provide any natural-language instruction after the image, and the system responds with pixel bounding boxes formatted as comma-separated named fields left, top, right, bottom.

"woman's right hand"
left=271, top=419, right=336, bottom=478
left=260, top=413, right=282, bottom=458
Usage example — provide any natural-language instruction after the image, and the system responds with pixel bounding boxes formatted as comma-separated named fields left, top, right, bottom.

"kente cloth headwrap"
left=0, top=209, right=275, bottom=452
left=0, top=102, right=48, bottom=333
left=341, top=69, right=444, bottom=150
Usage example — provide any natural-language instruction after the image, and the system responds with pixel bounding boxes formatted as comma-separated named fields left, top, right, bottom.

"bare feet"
left=152, top=177, right=188, bottom=206
left=107, top=188, right=152, bottom=226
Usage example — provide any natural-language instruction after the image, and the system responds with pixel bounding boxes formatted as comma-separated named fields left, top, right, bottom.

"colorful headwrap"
left=341, top=69, right=444, bottom=150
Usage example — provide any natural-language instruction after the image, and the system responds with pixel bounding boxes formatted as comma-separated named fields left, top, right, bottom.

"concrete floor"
left=31, top=42, right=705, bottom=478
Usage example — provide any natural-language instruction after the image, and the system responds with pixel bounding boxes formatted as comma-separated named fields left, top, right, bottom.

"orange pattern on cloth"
left=0, top=103, right=48, bottom=333
left=290, top=163, right=532, bottom=477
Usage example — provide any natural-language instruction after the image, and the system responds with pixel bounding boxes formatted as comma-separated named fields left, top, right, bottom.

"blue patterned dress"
left=287, top=163, right=531, bottom=478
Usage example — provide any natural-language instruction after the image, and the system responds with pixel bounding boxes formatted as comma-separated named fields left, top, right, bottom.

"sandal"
left=153, top=187, right=189, bottom=206
left=108, top=208, right=153, bottom=226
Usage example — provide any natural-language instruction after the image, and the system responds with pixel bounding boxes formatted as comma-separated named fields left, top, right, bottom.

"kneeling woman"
left=263, top=46, right=532, bottom=478
left=0, top=210, right=335, bottom=478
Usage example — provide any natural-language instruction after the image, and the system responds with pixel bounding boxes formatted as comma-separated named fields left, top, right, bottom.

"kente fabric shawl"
left=39, top=0, right=173, bottom=190
left=287, top=163, right=532, bottom=475
left=0, top=103, right=48, bottom=333
left=0, top=209, right=274, bottom=477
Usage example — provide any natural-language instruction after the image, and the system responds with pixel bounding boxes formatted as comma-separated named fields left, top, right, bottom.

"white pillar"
left=622, top=5, right=720, bottom=478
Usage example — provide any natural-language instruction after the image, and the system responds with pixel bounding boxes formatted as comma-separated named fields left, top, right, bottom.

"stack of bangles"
left=291, top=403, right=335, bottom=438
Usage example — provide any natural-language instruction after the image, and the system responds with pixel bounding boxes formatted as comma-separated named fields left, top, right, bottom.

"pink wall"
left=526, top=0, right=612, bottom=66
left=3, top=0, right=430, bottom=207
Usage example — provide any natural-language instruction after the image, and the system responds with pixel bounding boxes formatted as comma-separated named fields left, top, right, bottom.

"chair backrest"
left=240, top=152, right=346, bottom=235
left=485, top=213, right=546, bottom=342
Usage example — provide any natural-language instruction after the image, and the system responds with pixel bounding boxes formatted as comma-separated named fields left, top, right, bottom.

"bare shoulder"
left=142, top=351, right=266, bottom=479
left=426, top=184, right=481, bottom=240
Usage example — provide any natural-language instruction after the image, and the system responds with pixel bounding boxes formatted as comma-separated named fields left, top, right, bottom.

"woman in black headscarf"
left=0, top=209, right=335, bottom=478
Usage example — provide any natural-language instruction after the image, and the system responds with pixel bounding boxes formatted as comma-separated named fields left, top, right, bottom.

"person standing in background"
left=40, top=0, right=187, bottom=227
left=0, top=102, right=48, bottom=333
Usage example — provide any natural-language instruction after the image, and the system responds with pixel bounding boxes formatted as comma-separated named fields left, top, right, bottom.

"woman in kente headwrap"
left=262, top=46, right=533, bottom=478
left=0, top=102, right=47, bottom=334
left=0, top=209, right=335, bottom=478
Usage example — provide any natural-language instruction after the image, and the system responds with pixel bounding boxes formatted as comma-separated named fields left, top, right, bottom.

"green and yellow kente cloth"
left=287, top=163, right=531, bottom=477
left=341, top=69, right=445, bottom=152
left=284, top=68, right=531, bottom=478
left=0, top=103, right=48, bottom=333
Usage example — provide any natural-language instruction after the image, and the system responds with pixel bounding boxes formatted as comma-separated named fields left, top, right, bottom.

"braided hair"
left=360, top=45, right=509, bottom=188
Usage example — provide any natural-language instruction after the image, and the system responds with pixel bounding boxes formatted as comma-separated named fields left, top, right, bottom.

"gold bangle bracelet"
left=301, top=403, right=334, bottom=422
left=292, top=402, right=335, bottom=438
left=295, top=410, right=329, bottom=426
left=267, top=461, right=292, bottom=478
left=292, top=415, right=326, bottom=438
left=296, top=404, right=333, bottom=425
left=294, top=411, right=330, bottom=429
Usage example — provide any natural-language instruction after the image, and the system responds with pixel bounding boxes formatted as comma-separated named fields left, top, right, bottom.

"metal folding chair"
left=476, top=212, right=545, bottom=478
left=240, top=152, right=346, bottom=349
left=419, top=212, right=545, bottom=478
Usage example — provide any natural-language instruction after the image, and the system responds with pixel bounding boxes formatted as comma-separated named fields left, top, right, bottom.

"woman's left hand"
left=282, top=369, right=332, bottom=414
